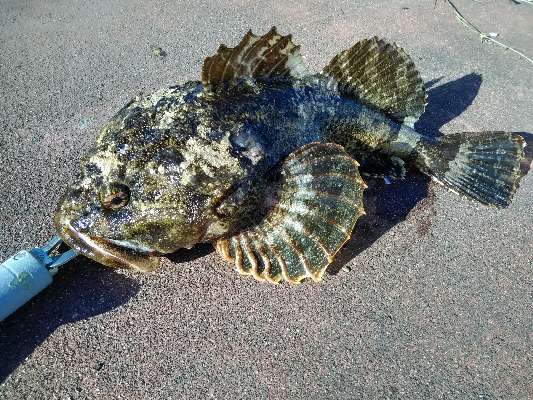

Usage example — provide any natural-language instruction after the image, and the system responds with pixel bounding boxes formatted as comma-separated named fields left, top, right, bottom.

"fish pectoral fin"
left=214, top=142, right=366, bottom=285
left=201, top=26, right=309, bottom=86
left=322, top=36, right=426, bottom=125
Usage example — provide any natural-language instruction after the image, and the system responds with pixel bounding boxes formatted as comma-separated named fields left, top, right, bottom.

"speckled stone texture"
left=0, top=0, right=532, bottom=399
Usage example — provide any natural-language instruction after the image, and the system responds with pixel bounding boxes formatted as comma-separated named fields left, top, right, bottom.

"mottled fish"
left=55, top=28, right=526, bottom=284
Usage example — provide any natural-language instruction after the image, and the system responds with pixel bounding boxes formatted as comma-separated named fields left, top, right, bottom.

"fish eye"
left=99, top=183, right=130, bottom=210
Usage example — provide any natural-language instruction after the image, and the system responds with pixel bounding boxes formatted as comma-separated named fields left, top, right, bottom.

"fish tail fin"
left=417, top=131, right=525, bottom=207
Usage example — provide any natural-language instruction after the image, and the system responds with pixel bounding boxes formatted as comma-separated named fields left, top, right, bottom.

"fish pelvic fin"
left=322, top=36, right=426, bottom=125
left=201, top=27, right=308, bottom=86
left=214, top=142, right=366, bottom=285
left=358, top=154, right=406, bottom=180
left=418, top=132, right=525, bottom=207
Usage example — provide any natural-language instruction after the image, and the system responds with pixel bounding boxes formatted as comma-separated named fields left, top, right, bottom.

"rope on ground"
left=442, top=0, right=533, bottom=65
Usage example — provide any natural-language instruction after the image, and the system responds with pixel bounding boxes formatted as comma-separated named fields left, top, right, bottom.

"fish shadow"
left=0, top=74, right=504, bottom=381
left=416, top=73, right=483, bottom=139
left=329, top=73, right=483, bottom=274
left=165, top=243, right=215, bottom=263
left=0, top=257, right=140, bottom=383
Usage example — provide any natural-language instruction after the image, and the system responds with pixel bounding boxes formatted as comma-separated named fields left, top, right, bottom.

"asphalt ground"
left=0, top=0, right=532, bottom=399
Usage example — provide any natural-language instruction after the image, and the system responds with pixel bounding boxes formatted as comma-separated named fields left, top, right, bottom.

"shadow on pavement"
left=165, top=243, right=214, bottom=263
left=0, top=74, right=491, bottom=380
left=329, top=73, right=483, bottom=274
left=416, top=73, right=482, bottom=138
left=0, top=258, right=140, bottom=382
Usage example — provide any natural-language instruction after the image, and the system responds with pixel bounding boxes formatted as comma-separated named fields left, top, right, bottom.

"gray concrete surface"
left=1, top=0, right=532, bottom=398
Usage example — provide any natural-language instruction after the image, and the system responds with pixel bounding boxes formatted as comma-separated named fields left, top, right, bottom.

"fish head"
left=55, top=88, right=245, bottom=271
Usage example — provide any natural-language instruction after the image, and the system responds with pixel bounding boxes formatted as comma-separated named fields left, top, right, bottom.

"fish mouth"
left=55, top=216, right=160, bottom=272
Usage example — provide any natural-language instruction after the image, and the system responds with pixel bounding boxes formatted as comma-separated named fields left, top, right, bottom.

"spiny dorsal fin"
left=201, top=26, right=308, bottom=86
left=214, top=142, right=366, bottom=285
left=322, top=36, right=426, bottom=125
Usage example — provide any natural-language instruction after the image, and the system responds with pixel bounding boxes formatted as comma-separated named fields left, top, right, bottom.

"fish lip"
left=54, top=215, right=160, bottom=272
left=105, top=238, right=159, bottom=255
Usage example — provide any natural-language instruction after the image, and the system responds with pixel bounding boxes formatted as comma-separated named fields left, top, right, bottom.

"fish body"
left=55, top=28, right=525, bottom=283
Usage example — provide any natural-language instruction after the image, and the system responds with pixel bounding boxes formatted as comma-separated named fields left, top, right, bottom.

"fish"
left=54, top=27, right=526, bottom=284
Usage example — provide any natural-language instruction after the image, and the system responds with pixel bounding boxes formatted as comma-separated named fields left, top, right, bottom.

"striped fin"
left=417, top=131, right=525, bottom=207
left=322, top=37, right=426, bottom=125
left=215, top=142, right=366, bottom=285
left=201, top=26, right=308, bottom=86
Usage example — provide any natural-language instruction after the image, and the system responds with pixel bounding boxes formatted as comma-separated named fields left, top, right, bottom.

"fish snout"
left=54, top=193, right=160, bottom=271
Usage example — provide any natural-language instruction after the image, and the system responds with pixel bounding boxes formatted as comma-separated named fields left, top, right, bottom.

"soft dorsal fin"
left=322, top=36, right=426, bottom=125
left=201, top=26, right=308, bottom=86
left=214, top=142, right=366, bottom=284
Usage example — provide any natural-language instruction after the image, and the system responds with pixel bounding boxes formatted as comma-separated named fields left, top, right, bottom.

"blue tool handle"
left=0, top=249, right=53, bottom=321
left=0, top=236, right=77, bottom=321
